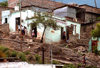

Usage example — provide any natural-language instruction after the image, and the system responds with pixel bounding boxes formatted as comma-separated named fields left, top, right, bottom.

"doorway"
left=32, top=27, right=37, bottom=37
left=61, top=27, right=64, bottom=40
left=15, top=17, right=20, bottom=31
left=92, top=40, right=98, bottom=52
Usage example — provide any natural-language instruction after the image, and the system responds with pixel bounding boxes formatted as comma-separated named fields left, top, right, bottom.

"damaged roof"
left=79, top=4, right=100, bottom=14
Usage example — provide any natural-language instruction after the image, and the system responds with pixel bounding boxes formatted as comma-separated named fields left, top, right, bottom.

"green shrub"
left=18, top=52, right=27, bottom=61
left=24, top=51, right=30, bottom=55
left=0, top=50, right=6, bottom=58
left=0, top=46, right=9, bottom=52
left=11, top=51, right=18, bottom=57
left=27, top=55, right=35, bottom=61
left=52, top=60, right=60, bottom=64
left=34, top=54, right=42, bottom=64
left=63, top=64, right=77, bottom=68
left=96, top=17, right=100, bottom=21
left=77, top=63, right=82, bottom=67
left=5, top=50, right=12, bottom=57
left=85, top=65, right=97, bottom=68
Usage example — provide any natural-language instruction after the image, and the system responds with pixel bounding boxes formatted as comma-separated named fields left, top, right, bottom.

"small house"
left=89, top=37, right=100, bottom=52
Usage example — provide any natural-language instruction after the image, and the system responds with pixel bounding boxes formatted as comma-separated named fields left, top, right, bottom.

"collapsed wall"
left=0, top=24, right=9, bottom=38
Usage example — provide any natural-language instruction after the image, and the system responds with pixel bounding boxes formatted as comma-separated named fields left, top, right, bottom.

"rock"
left=9, top=34, right=16, bottom=39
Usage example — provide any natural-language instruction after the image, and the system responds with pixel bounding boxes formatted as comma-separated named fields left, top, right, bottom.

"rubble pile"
left=0, top=25, right=100, bottom=67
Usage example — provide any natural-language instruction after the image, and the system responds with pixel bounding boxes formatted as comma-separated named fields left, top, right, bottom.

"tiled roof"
left=8, top=0, right=66, bottom=10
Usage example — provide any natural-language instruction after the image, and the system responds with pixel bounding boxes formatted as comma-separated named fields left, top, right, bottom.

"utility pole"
left=94, top=0, right=97, bottom=8
left=19, top=0, right=23, bottom=51
left=42, top=47, right=45, bottom=64
left=19, top=0, right=22, bottom=30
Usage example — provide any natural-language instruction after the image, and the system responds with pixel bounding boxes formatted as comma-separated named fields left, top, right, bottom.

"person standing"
left=24, top=26, right=27, bottom=36
left=21, top=25, right=25, bottom=35
left=18, top=25, right=20, bottom=33
left=82, top=54, right=86, bottom=66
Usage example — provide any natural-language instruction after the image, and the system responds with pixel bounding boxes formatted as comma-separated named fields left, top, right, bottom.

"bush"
left=85, top=65, right=97, bottom=68
left=0, top=46, right=9, bottom=52
left=96, top=17, right=100, bottom=21
left=0, top=51, right=6, bottom=58
left=77, top=63, right=82, bottom=68
left=52, top=60, right=60, bottom=64
left=11, top=51, right=18, bottom=57
left=24, top=51, right=30, bottom=55
left=5, top=50, right=12, bottom=57
left=34, top=54, right=42, bottom=64
left=18, top=52, right=27, bottom=61
left=63, top=64, right=77, bottom=68
left=27, top=55, right=35, bottom=61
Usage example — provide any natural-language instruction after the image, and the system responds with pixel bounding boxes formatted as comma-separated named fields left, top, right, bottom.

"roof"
left=8, top=0, right=66, bottom=10
left=0, top=6, right=13, bottom=9
left=79, top=4, right=100, bottom=14
left=79, top=4, right=99, bottom=8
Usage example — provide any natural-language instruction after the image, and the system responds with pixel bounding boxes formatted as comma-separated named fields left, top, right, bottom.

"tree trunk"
left=42, top=47, right=45, bottom=64
left=40, top=27, right=46, bottom=43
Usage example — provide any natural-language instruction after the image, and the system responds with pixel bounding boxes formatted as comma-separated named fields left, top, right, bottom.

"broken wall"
left=0, top=24, right=9, bottom=34
left=80, top=21, right=100, bottom=39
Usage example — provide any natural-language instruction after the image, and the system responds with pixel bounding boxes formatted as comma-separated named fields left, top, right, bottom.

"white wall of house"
left=44, top=19, right=81, bottom=43
left=45, top=20, right=66, bottom=43
left=2, top=10, right=10, bottom=24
